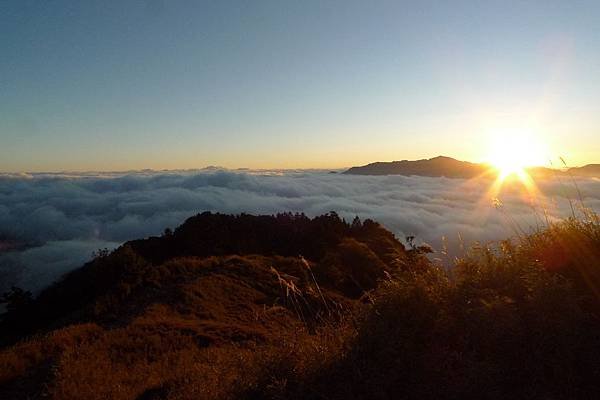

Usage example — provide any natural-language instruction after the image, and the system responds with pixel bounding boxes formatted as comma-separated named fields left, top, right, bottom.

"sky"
left=1, top=0, right=599, bottom=172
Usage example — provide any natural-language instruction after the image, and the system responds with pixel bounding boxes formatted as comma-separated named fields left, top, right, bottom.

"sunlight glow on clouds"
left=1, top=170, right=599, bottom=293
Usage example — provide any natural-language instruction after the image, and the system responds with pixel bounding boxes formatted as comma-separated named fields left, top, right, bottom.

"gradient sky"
left=1, top=1, right=599, bottom=172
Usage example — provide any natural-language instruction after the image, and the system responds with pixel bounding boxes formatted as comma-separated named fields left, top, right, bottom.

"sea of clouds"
left=1, top=169, right=599, bottom=294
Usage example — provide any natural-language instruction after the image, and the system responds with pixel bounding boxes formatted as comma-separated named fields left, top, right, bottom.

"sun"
left=485, top=129, right=548, bottom=180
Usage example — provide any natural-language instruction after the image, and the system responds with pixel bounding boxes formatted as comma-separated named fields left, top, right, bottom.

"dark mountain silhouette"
left=344, top=156, right=487, bottom=178
left=344, top=155, right=599, bottom=178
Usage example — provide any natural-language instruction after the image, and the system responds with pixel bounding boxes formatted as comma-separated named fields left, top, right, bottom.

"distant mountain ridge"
left=344, top=156, right=599, bottom=178
left=344, top=156, right=486, bottom=178
left=567, top=164, right=600, bottom=177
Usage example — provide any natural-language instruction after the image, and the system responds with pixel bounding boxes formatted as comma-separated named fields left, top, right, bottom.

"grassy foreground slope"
left=1, top=212, right=600, bottom=399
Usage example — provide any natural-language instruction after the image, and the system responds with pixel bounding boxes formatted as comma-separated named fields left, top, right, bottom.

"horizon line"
left=0, top=155, right=593, bottom=176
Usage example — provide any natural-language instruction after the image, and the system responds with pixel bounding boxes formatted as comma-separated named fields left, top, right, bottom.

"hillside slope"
left=1, top=213, right=600, bottom=400
left=0, top=212, right=416, bottom=399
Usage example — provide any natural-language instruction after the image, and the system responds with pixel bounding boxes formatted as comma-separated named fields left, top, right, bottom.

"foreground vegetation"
left=1, top=212, right=599, bottom=399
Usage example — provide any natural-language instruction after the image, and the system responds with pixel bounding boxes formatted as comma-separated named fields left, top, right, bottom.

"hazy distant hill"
left=344, top=155, right=599, bottom=178
left=568, top=164, right=600, bottom=177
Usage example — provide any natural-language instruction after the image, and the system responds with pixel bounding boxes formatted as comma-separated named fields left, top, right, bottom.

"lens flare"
left=487, top=130, right=545, bottom=171
left=483, top=128, right=548, bottom=199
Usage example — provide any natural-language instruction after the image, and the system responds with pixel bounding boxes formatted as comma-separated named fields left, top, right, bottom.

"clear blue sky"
left=1, top=1, right=599, bottom=171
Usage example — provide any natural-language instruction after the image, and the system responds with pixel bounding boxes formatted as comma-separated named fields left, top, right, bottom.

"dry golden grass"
left=0, top=252, right=355, bottom=400
left=2, top=212, right=599, bottom=399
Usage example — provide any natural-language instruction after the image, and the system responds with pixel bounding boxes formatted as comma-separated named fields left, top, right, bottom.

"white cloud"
left=1, top=170, right=598, bottom=293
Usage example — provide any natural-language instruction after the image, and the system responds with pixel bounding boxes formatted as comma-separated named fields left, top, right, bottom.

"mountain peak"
left=344, top=156, right=484, bottom=178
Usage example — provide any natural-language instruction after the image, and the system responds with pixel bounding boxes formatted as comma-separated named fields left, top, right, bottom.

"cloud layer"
left=1, top=170, right=599, bottom=293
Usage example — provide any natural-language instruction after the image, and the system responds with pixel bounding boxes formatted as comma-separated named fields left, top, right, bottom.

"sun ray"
left=468, top=127, right=550, bottom=230
left=484, top=128, right=547, bottom=191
